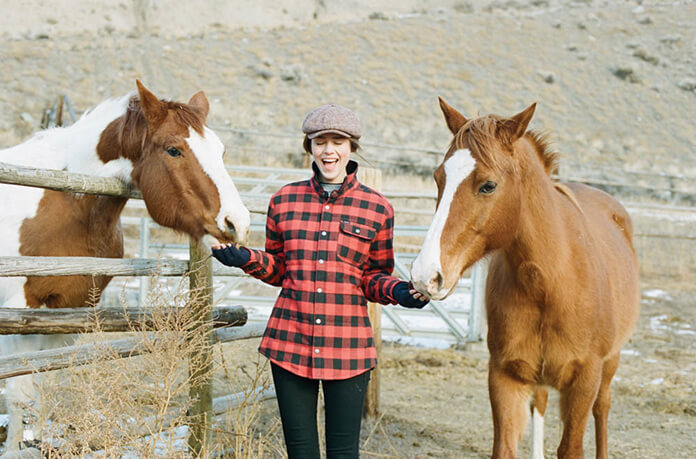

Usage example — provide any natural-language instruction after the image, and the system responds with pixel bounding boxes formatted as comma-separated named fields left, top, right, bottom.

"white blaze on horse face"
left=411, top=149, right=476, bottom=299
left=185, top=126, right=251, bottom=242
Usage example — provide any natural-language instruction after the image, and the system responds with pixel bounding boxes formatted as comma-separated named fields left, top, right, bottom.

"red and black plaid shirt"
left=242, top=161, right=401, bottom=380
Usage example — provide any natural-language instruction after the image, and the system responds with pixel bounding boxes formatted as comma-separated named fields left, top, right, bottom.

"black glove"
left=211, top=244, right=251, bottom=267
left=393, top=282, right=429, bottom=309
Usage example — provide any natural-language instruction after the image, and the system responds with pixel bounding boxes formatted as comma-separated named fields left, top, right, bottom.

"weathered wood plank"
left=0, top=305, right=246, bottom=334
left=360, top=167, right=382, bottom=418
left=0, top=161, right=141, bottom=198
left=0, top=323, right=265, bottom=380
left=0, top=256, right=245, bottom=277
left=187, top=238, right=214, bottom=455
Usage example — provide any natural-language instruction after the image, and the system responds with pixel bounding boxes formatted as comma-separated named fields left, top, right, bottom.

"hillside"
left=1, top=0, right=694, bottom=183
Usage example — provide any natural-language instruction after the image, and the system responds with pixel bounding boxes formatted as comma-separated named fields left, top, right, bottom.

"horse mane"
left=162, top=100, right=206, bottom=135
left=126, top=97, right=205, bottom=135
left=452, top=116, right=559, bottom=177
left=100, top=96, right=206, bottom=162
left=525, top=130, right=559, bottom=177
left=452, top=115, right=504, bottom=171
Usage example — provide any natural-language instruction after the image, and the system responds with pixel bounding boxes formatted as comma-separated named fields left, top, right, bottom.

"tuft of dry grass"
left=31, top=273, right=283, bottom=457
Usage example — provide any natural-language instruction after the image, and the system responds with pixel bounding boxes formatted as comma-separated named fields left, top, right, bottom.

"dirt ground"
left=219, top=277, right=695, bottom=458
left=1, top=0, right=695, bottom=457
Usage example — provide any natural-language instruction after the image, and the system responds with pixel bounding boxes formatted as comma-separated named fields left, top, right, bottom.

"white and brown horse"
left=411, top=99, right=640, bottom=458
left=0, top=80, right=250, bottom=450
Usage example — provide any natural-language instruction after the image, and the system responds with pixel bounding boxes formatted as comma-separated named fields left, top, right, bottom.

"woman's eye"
left=478, top=181, right=497, bottom=195
left=166, top=147, right=182, bottom=157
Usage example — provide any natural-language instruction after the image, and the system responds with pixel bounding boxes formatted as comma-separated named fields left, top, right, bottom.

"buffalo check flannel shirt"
left=241, top=161, right=402, bottom=380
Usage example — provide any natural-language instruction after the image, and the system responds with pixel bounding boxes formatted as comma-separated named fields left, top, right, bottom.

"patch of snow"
left=620, top=349, right=641, bottom=356
left=674, top=329, right=696, bottom=336
left=642, top=289, right=673, bottom=300
left=383, top=335, right=453, bottom=349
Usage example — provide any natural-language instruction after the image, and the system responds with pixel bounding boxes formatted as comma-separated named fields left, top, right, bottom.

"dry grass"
left=30, top=273, right=283, bottom=457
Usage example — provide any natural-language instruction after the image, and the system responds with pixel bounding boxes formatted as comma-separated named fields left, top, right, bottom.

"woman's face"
left=310, top=134, right=352, bottom=183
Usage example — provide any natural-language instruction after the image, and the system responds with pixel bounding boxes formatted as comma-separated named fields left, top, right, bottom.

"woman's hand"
left=211, top=243, right=251, bottom=267
left=393, top=282, right=430, bottom=308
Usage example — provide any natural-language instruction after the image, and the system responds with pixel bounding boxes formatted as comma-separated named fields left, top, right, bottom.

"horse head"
left=411, top=98, right=537, bottom=300
left=100, top=80, right=250, bottom=244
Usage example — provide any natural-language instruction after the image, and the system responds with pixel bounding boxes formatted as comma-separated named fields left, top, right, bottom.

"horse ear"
left=438, top=96, right=468, bottom=135
left=188, top=90, right=210, bottom=119
left=136, top=80, right=167, bottom=128
left=504, top=103, right=537, bottom=142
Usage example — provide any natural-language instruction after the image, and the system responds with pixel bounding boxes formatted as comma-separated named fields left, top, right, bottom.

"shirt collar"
left=310, top=160, right=359, bottom=200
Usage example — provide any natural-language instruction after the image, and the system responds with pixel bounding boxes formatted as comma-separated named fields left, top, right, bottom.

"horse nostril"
left=428, top=271, right=444, bottom=295
left=224, top=217, right=237, bottom=235
left=435, top=271, right=444, bottom=290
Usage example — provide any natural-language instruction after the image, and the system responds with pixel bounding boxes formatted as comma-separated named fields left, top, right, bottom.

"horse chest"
left=492, top=304, right=591, bottom=386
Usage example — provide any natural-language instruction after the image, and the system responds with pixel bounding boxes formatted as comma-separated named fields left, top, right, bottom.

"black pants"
left=270, top=363, right=371, bottom=459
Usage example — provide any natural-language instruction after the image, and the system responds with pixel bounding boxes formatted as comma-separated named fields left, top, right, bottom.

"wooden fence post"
left=359, top=167, right=382, bottom=417
left=187, top=238, right=214, bottom=456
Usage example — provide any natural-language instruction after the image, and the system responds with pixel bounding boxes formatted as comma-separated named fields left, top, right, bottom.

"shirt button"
left=316, top=318, right=322, bottom=324
left=315, top=349, right=320, bottom=354
left=318, top=259, right=324, bottom=264
left=317, top=288, right=322, bottom=293
left=355, top=228, right=361, bottom=234
left=321, top=231, right=327, bottom=237
left=325, top=205, right=330, bottom=210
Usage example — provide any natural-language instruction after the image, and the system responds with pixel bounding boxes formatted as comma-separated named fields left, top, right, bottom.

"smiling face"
left=310, top=133, right=353, bottom=183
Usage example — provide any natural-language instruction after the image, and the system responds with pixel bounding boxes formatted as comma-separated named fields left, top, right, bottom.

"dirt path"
left=220, top=280, right=695, bottom=458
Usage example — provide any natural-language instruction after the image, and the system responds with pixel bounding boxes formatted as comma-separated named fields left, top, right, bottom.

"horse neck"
left=1, top=94, right=136, bottom=242
left=1, top=93, right=135, bottom=182
left=505, top=148, right=569, bottom=270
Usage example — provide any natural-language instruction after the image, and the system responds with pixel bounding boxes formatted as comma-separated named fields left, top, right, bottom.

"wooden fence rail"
left=0, top=305, right=246, bottom=334
left=0, top=256, right=243, bottom=277
left=0, top=161, right=140, bottom=198
left=0, top=323, right=266, bottom=381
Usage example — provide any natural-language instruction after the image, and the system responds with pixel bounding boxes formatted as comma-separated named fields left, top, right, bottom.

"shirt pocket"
left=337, top=220, right=376, bottom=267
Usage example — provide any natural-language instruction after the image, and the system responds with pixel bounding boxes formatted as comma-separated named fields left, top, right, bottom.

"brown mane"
left=99, top=97, right=206, bottom=163
left=525, top=130, right=559, bottom=176
left=452, top=115, right=559, bottom=176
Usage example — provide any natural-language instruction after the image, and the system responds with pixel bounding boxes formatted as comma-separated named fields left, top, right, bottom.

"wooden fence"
left=0, top=161, right=263, bottom=455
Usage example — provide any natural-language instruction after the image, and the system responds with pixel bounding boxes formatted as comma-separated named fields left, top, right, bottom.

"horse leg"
left=489, top=364, right=533, bottom=459
left=557, top=359, right=602, bottom=459
left=593, top=353, right=620, bottom=459
left=529, top=386, right=548, bottom=459
left=1, top=333, right=77, bottom=451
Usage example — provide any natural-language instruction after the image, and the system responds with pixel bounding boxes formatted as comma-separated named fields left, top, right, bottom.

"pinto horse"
left=0, top=80, right=250, bottom=450
left=411, top=99, right=639, bottom=458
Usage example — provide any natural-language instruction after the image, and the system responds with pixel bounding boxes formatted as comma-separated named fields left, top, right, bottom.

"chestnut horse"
left=411, top=99, right=639, bottom=458
left=0, top=80, right=250, bottom=450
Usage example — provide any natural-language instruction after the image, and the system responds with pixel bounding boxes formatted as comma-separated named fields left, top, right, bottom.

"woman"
left=212, top=104, right=428, bottom=458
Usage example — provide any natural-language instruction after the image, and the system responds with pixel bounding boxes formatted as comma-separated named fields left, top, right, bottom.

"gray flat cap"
left=301, top=104, right=361, bottom=139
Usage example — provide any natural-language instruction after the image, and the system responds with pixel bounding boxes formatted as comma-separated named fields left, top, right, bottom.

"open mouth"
left=322, top=158, right=339, bottom=171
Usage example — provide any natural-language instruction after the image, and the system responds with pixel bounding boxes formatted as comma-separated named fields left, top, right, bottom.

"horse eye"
left=166, top=147, right=181, bottom=157
left=479, top=181, right=497, bottom=195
